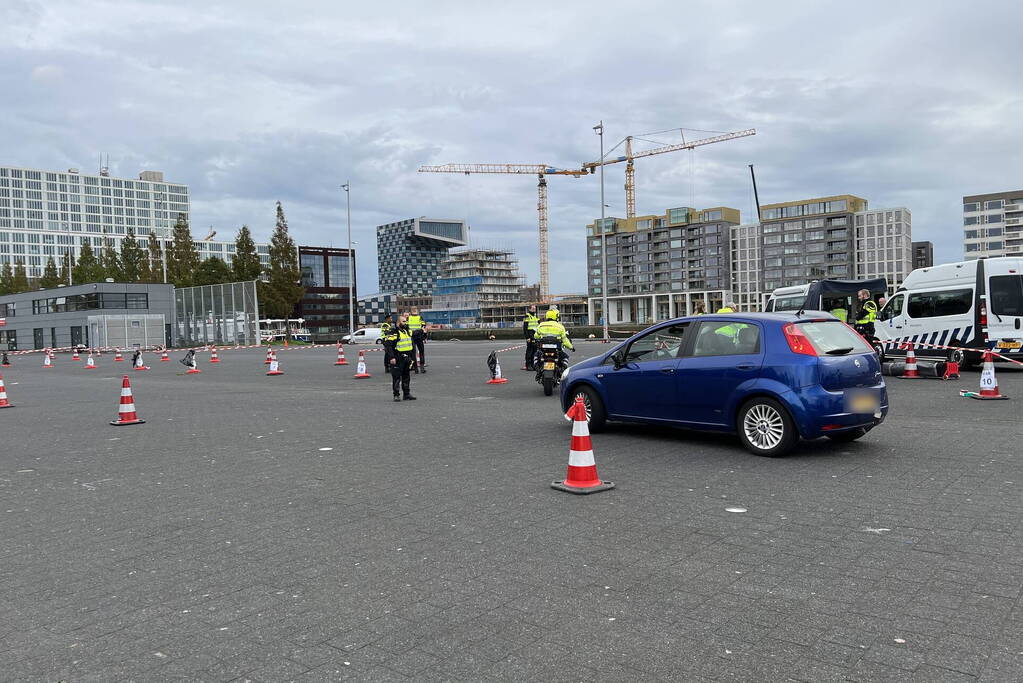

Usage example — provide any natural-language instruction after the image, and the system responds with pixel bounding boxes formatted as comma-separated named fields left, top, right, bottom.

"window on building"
left=963, top=202, right=979, bottom=212
left=986, top=200, right=1003, bottom=210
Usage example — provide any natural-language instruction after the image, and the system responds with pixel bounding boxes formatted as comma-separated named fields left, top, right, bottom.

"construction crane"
left=582, top=128, right=756, bottom=218
left=417, top=163, right=587, bottom=302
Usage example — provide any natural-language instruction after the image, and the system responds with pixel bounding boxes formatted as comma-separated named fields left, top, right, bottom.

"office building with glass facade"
left=376, top=217, right=468, bottom=297
left=963, top=190, right=1023, bottom=259
left=296, top=245, right=356, bottom=337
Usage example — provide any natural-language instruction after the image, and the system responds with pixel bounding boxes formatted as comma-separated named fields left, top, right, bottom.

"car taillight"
left=783, top=323, right=818, bottom=356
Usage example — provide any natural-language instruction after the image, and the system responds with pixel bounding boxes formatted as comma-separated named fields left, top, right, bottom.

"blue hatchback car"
left=560, top=313, right=889, bottom=456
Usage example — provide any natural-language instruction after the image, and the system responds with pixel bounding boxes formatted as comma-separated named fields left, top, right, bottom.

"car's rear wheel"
left=571, top=385, right=606, bottom=432
left=737, top=397, right=797, bottom=457
left=825, top=426, right=869, bottom=442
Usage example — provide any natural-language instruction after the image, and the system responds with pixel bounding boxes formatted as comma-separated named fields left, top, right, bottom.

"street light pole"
left=594, top=121, right=609, bottom=341
left=342, top=182, right=354, bottom=337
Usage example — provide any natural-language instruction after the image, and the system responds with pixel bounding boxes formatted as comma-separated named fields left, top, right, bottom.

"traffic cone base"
left=187, top=366, right=202, bottom=374
left=266, top=360, right=283, bottom=376
left=487, top=377, right=509, bottom=384
left=551, top=397, right=614, bottom=495
left=111, top=375, right=145, bottom=426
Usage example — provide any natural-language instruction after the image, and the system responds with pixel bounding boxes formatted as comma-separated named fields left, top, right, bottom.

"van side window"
left=906, top=289, right=972, bottom=318
left=878, top=294, right=903, bottom=320
left=990, top=275, right=1023, bottom=316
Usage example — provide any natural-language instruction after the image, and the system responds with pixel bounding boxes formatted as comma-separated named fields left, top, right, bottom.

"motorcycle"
left=534, top=335, right=568, bottom=396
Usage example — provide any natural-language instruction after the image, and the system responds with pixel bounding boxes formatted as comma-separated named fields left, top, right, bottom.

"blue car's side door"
left=599, top=322, right=692, bottom=422
left=675, top=320, right=765, bottom=426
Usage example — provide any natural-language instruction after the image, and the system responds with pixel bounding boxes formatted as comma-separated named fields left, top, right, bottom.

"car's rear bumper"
left=784, top=385, right=889, bottom=439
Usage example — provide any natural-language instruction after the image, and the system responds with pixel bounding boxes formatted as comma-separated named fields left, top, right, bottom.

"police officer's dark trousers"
left=524, top=338, right=537, bottom=370
left=412, top=330, right=426, bottom=371
left=391, top=352, right=413, bottom=398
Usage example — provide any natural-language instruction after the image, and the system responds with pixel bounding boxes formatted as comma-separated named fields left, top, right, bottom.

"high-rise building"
left=585, top=206, right=740, bottom=324
left=0, top=164, right=268, bottom=280
left=296, top=245, right=356, bottom=337
left=375, top=217, right=468, bottom=297
left=911, top=240, right=934, bottom=270
left=963, top=190, right=1023, bottom=259
left=853, top=207, right=912, bottom=288
left=423, top=248, right=525, bottom=326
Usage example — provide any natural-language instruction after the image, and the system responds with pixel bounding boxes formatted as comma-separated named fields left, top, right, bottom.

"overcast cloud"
left=1, top=0, right=1020, bottom=293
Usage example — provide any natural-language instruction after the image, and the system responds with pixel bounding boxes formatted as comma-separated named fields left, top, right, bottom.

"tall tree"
left=119, top=228, right=145, bottom=283
left=12, top=260, right=30, bottom=293
left=166, top=214, right=200, bottom=287
left=101, top=236, right=123, bottom=281
left=194, top=256, right=234, bottom=286
left=59, top=252, right=72, bottom=286
left=144, top=231, right=163, bottom=283
left=260, top=202, right=305, bottom=335
left=39, top=256, right=61, bottom=289
left=232, top=225, right=262, bottom=281
left=72, top=243, right=105, bottom=284
left=0, top=263, right=13, bottom=295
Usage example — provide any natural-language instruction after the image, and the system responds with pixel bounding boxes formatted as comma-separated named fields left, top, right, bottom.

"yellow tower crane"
left=582, top=128, right=756, bottom=218
left=417, top=163, right=587, bottom=303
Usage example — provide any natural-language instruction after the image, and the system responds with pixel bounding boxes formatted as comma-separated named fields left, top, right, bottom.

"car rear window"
left=796, top=320, right=874, bottom=354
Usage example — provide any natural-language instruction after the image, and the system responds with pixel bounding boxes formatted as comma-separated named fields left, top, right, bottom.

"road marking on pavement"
left=725, top=506, right=747, bottom=513
left=862, top=527, right=891, bottom=534
left=319, top=447, right=333, bottom=451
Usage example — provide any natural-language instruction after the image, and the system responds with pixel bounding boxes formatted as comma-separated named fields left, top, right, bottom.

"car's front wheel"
left=570, top=385, right=607, bottom=432
left=737, top=397, right=798, bottom=457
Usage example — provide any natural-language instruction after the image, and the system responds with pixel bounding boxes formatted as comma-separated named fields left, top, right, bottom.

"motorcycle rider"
left=533, top=308, right=573, bottom=371
left=854, top=289, right=878, bottom=338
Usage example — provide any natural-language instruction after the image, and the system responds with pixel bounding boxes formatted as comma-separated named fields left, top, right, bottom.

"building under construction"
left=423, top=249, right=525, bottom=327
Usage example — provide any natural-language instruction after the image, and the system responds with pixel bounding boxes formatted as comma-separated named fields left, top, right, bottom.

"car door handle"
left=659, top=368, right=675, bottom=374
left=735, top=363, right=756, bottom=370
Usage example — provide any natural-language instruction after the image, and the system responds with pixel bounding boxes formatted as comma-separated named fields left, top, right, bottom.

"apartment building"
left=963, top=190, right=1023, bottom=259
left=853, top=207, right=913, bottom=288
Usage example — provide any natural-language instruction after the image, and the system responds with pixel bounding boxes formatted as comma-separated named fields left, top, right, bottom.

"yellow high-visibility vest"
left=395, top=330, right=413, bottom=352
left=408, top=315, right=424, bottom=331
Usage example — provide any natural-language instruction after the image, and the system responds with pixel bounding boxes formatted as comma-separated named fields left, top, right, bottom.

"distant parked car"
left=341, top=328, right=383, bottom=344
left=560, top=312, right=889, bottom=457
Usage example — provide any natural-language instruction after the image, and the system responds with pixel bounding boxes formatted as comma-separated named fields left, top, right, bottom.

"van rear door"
left=986, top=259, right=1023, bottom=354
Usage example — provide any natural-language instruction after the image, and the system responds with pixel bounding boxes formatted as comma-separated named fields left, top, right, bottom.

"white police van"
left=876, top=257, right=1023, bottom=365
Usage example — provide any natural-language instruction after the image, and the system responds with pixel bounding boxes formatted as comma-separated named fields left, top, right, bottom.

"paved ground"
left=1, top=341, right=1022, bottom=682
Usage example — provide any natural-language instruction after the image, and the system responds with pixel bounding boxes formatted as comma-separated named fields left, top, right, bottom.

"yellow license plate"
left=543, top=362, right=556, bottom=370
left=997, top=341, right=1022, bottom=349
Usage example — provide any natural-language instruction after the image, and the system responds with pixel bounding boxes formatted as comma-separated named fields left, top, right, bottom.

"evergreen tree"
left=166, top=214, right=200, bottom=287
left=12, top=260, right=30, bottom=293
left=101, top=237, right=124, bottom=281
left=119, top=228, right=145, bottom=283
left=194, top=256, right=234, bottom=285
left=39, top=256, right=61, bottom=289
left=145, top=231, right=163, bottom=283
left=232, top=225, right=262, bottom=281
left=59, top=252, right=72, bottom=286
left=0, top=263, right=13, bottom=295
left=72, top=243, right=105, bottom=284
left=260, top=202, right=305, bottom=335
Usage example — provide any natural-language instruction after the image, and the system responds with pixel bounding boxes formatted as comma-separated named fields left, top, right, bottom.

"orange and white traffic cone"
left=160, top=349, right=170, bottom=362
left=334, top=345, right=348, bottom=366
left=72, top=349, right=81, bottom=361
left=114, top=349, right=123, bottom=362
left=961, top=350, right=1008, bottom=400
left=353, top=350, right=371, bottom=378
left=900, top=343, right=920, bottom=379
left=134, top=351, right=150, bottom=371
left=85, top=352, right=97, bottom=370
left=487, top=355, right=508, bottom=384
left=265, top=347, right=273, bottom=365
left=110, top=375, right=145, bottom=426
left=0, top=374, right=12, bottom=408
left=266, top=357, right=283, bottom=376
left=210, top=346, right=220, bottom=363
left=42, top=354, right=53, bottom=369
left=551, top=396, right=615, bottom=494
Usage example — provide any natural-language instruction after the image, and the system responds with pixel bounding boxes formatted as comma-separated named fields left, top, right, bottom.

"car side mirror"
left=611, top=351, right=626, bottom=369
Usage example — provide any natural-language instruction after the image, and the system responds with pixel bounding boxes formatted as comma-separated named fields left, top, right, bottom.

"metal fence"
left=173, top=281, right=260, bottom=347
left=88, top=314, right=167, bottom=349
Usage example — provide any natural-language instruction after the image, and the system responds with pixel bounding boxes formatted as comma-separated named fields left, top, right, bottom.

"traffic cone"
left=85, top=352, right=97, bottom=370
left=353, top=350, right=371, bottom=378
left=487, top=354, right=508, bottom=384
left=72, top=349, right=81, bottom=361
left=334, top=345, right=348, bottom=366
left=133, top=352, right=150, bottom=371
left=266, top=358, right=283, bottom=376
left=960, top=350, right=1008, bottom=400
left=0, top=374, right=12, bottom=408
left=110, top=375, right=145, bottom=426
left=900, top=343, right=920, bottom=379
left=160, top=349, right=170, bottom=362
left=1, top=351, right=10, bottom=367
left=42, top=354, right=53, bottom=369
left=114, top=349, right=124, bottom=362
left=551, top=397, right=615, bottom=494
left=210, top=346, right=220, bottom=363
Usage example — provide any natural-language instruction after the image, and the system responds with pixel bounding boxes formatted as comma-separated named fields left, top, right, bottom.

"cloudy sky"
left=2, top=0, right=1019, bottom=293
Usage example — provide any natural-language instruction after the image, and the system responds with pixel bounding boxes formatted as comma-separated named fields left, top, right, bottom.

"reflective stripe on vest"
left=396, top=331, right=413, bottom=352
left=408, top=315, right=424, bottom=331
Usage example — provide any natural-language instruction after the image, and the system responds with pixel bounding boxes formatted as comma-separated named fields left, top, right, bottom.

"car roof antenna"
left=795, top=307, right=804, bottom=317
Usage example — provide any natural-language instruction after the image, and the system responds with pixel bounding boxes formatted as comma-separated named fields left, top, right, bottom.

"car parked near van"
left=560, top=312, right=888, bottom=457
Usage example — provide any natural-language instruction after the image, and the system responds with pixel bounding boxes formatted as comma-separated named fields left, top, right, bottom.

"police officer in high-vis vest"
left=854, top=289, right=878, bottom=338
left=407, top=307, right=427, bottom=373
left=522, top=304, right=539, bottom=370
left=379, top=314, right=394, bottom=373
left=384, top=314, right=416, bottom=402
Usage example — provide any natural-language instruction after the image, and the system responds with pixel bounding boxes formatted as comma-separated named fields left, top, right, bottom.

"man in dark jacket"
left=522, top=304, right=539, bottom=370
left=383, top=314, right=416, bottom=402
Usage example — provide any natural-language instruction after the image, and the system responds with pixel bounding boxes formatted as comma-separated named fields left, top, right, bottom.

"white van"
left=341, top=327, right=384, bottom=344
left=876, top=257, right=1023, bottom=364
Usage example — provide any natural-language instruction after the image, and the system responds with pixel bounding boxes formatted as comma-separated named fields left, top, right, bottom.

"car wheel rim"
left=574, top=392, right=593, bottom=421
left=743, top=404, right=784, bottom=450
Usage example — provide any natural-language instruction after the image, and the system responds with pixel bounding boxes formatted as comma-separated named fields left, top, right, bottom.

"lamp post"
left=341, top=182, right=354, bottom=337
left=593, top=121, right=609, bottom=341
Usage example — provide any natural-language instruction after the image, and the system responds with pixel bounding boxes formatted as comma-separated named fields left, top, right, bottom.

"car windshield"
left=796, top=320, right=874, bottom=354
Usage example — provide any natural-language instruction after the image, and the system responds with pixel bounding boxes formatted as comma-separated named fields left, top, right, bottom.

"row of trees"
left=0, top=203, right=305, bottom=326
